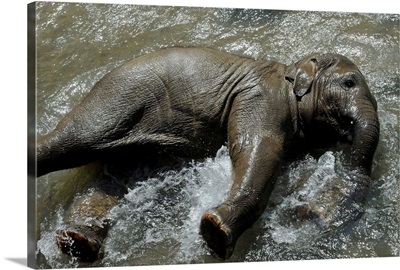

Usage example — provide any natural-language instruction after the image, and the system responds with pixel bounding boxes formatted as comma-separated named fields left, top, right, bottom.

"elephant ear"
left=285, top=57, right=318, bottom=98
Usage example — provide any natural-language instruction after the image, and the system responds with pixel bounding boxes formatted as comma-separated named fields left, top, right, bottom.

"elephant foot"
left=56, top=225, right=104, bottom=262
left=199, top=209, right=234, bottom=260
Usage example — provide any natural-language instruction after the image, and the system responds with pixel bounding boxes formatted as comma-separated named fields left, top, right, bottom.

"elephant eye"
left=340, top=74, right=357, bottom=90
left=344, top=79, right=356, bottom=88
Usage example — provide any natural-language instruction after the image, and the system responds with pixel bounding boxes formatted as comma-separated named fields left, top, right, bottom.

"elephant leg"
left=56, top=189, right=119, bottom=262
left=37, top=81, right=150, bottom=177
left=199, top=136, right=283, bottom=259
left=37, top=128, right=97, bottom=177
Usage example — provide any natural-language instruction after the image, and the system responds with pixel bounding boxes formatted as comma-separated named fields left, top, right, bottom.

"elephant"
left=37, top=47, right=380, bottom=261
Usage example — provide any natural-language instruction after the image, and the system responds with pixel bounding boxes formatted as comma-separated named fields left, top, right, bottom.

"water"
left=33, top=2, right=399, bottom=268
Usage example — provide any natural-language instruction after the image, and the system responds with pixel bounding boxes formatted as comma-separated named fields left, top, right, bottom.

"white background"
left=0, top=0, right=398, bottom=269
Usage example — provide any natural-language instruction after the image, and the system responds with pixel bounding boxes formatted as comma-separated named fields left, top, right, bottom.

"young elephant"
left=37, top=47, right=379, bottom=261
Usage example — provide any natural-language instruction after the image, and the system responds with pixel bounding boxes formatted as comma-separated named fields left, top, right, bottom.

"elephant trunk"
left=350, top=99, right=380, bottom=176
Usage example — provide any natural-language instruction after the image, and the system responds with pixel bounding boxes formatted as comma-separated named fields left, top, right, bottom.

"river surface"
left=33, top=2, right=399, bottom=269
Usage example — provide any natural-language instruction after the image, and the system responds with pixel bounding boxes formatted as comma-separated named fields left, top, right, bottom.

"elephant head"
left=286, top=53, right=380, bottom=177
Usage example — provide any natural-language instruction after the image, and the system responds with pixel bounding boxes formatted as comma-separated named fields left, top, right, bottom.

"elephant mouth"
left=315, top=116, right=355, bottom=146
left=304, top=121, right=352, bottom=149
left=338, top=129, right=353, bottom=144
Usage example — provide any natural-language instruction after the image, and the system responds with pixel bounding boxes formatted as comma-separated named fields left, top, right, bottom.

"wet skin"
left=37, top=47, right=379, bottom=261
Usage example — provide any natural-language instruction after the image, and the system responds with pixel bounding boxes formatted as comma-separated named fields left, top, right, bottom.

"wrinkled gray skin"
left=37, top=47, right=379, bottom=261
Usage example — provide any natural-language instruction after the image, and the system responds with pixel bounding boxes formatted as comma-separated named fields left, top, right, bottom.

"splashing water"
left=265, top=152, right=366, bottom=244
left=37, top=147, right=233, bottom=267
left=36, top=148, right=381, bottom=267
left=103, top=147, right=232, bottom=266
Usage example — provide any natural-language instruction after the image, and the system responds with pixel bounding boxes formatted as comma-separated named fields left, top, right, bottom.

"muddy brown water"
left=32, top=2, right=399, bottom=268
